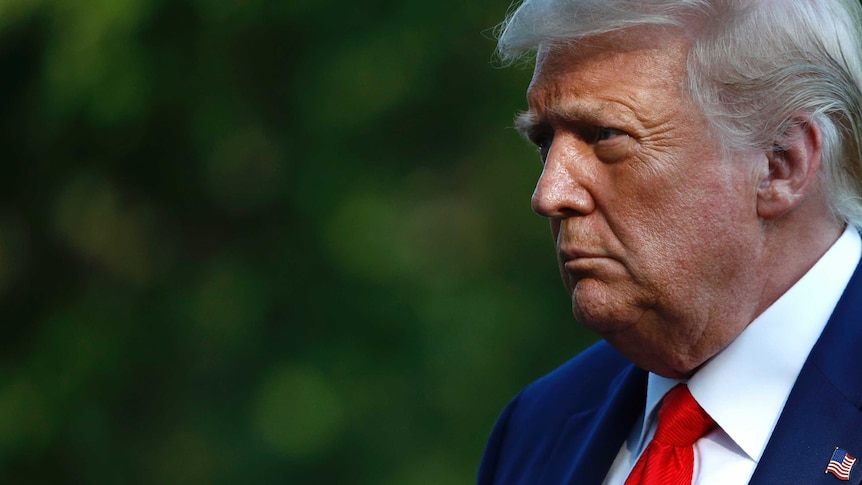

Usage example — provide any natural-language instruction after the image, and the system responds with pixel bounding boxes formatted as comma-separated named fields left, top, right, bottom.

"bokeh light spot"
left=251, top=365, right=344, bottom=459
left=185, top=258, right=267, bottom=360
left=52, top=174, right=154, bottom=284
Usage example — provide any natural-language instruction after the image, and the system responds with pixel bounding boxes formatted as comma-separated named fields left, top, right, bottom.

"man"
left=479, top=0, right=862, bottom=483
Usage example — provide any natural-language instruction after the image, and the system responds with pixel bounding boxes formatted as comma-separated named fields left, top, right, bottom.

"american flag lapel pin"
left=826, top=447, right=857, bottom=481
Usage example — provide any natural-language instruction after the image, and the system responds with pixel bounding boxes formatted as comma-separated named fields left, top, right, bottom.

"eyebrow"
left=514, top=110, right=539, bottom=141
left=514, top=102, right=611, bottom=144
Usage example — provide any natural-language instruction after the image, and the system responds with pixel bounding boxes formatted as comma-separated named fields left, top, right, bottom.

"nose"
left=530, top=141, right=596, bottom=218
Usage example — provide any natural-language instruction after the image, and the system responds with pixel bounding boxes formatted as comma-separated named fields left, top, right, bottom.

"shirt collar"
left=638, top=227, right=861, bottom=461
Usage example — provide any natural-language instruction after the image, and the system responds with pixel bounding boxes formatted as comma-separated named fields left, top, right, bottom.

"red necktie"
left=624, top=384, right=716, bottom=485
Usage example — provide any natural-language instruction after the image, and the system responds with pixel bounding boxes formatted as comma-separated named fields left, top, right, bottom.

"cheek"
left=628, top=191, right=756, bottom=298
left=611, top=181, right=748, bottom=280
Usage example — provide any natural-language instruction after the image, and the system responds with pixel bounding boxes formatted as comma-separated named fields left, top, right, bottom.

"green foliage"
left=0, top=0, right=599, bottom=482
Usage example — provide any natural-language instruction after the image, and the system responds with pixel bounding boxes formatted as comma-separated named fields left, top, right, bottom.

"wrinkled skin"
left=521, top=30, right=841, bottom=378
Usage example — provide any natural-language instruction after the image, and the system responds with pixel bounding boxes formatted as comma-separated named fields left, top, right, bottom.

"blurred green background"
left=0, top=0, right=598, bottom=483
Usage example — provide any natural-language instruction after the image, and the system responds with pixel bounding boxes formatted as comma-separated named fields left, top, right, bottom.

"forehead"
left=526, top=32, right=692, bottom=118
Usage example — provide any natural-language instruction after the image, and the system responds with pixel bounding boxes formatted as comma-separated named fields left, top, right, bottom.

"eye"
left=591, top=126, right=633, bottom=164
left=537, top=135, right=553, bottom=163
left=592, top=127, right=626, bottom=143
left=526, top=127, right=553, bottom=164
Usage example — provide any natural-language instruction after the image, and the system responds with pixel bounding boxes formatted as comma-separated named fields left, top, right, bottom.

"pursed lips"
left=559, top=247, right=611, bottom=273
left=559, top=246, right=607, bottom=262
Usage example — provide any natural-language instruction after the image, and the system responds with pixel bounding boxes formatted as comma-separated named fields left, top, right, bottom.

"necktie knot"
left=623, top=384, right=716, bottom=485
left=653, top=384, right=716, bottom=447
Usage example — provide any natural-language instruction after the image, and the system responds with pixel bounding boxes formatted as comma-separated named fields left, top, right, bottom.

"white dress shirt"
left=603, top=227, right=862, bottom=484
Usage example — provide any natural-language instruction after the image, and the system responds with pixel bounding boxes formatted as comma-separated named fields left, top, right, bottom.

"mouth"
left=563, top=257, right=603, bottom=271
left=559, top=247, right=605, bottom=262
left=559, top=248, right=611, bottom=276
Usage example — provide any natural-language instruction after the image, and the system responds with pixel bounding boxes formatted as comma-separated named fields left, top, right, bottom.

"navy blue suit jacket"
left=479, top=261, right=862, bottom=484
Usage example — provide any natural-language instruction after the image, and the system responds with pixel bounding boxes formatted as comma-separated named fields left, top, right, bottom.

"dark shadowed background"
left=0, top=1, right=599, bottom=483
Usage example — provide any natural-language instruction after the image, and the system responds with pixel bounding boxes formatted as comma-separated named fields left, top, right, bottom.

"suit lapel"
left=751, top=260, right=862, bottom=484
left=538, top=364, right=647, bottom=485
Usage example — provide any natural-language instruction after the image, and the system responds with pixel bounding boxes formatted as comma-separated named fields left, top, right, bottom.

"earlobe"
left=756, top=118, right=822, bottom=220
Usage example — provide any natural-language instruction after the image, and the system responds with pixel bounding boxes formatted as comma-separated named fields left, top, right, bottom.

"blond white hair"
left=497, top=0, right=862, bottom=227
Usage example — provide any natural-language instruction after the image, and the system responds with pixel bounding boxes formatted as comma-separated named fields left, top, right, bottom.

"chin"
left=570, top=279, right=646, bottom=334
left=572, top=296, right=632, bottom=335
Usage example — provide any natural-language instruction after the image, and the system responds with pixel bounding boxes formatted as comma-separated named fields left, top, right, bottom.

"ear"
left=756, top=117, right=822, bottom=220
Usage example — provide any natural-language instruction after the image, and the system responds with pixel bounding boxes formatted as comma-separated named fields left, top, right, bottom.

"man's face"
left=522, top=32, right=767, bottom=377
